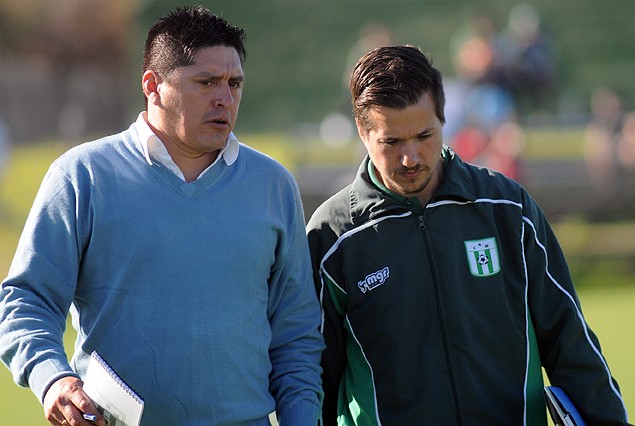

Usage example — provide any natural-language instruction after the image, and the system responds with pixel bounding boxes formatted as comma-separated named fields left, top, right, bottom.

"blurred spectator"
left=501, top=3, right=558, bottom=118
left=321, top=22, right=393, bottom=148
left=445, top=4, right=558, bottom=183
left=0, top=117, right=10, bottom=216
left=0, top=117, right=10, bottom=180
left=583, top=86, right=627, bottom=196
left=449, top=10, right=508, bottom=89
left=618, top=112, right=635, bottom=175
left=342, top=22, right=393, bottom=92
left=482, top=120, right=526, bottom=181
left=446, top=9, right=523, bottom=182
left=446, top=9, right=512, bottom=140
left=452, top=118, right=525, bottom=182
left=583, top=86, right=635, bottom=216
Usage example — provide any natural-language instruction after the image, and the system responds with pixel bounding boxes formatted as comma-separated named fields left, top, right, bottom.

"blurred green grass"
left=0, top=130, right=633, bottom=423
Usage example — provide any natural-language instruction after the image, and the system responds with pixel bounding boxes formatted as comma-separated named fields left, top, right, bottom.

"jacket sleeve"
left=0, top=161, right=82, bottom=402
left=522, top=192, right=629, bottom=425
left=307, top=225, right=347, bottom=426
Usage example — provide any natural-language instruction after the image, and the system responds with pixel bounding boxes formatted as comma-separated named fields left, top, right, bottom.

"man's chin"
left=205, top=131, right=230, bottom=145
left=400, top=183, right=430, bottom=198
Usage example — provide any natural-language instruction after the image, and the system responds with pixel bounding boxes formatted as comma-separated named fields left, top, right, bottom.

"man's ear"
left=355, top=118, right=367, bottom=141
left=142, top=70, right=162, bottom=105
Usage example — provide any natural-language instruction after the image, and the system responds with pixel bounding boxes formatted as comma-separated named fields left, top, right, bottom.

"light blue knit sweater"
left=0, top=124, right=324, bottom=425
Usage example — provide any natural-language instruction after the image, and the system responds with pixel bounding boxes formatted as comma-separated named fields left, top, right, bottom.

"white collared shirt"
left=135, top=112, right=239, bottom=181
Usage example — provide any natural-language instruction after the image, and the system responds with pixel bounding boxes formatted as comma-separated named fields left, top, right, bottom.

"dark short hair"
left=143, top=6, right=246, bottom=101
left=350, top=45, right=445, bottom=134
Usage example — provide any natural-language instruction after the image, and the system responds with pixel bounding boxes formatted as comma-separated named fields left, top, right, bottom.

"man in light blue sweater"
left=0, top=6, right=324, bottom=426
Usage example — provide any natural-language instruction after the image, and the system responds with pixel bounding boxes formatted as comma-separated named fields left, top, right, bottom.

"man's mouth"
left=207, top=117, right=229, bottom=127
left=399, top=167, right=422, bottom=178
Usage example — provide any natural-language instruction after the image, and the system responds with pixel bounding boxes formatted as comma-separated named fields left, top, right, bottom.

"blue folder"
left=544, top=386, right=586, bottom=426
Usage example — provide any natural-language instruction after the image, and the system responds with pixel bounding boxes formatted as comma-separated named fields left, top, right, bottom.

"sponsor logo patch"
left=358, top=267, right=390, bottom=293
left=464, top=237, right=501, bottom=277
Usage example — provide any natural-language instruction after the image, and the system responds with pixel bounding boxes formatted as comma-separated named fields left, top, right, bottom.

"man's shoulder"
left=50, top=128, right=137, bottom=178
left=237, top=143, right=293, bottom=175
left=455, top=158, right=524, bottom=200
left=58, top=128, right=133, bottom=160
left=306, top=184, right=353, bottom=233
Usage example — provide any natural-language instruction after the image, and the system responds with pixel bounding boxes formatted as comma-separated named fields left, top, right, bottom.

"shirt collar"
left=135, top=112, right=240, bottom=180
left=367, top=158, right=411, bottom=205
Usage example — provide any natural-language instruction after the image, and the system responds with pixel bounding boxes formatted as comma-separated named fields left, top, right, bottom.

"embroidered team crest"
left=464, top=237, right=500, bottom=277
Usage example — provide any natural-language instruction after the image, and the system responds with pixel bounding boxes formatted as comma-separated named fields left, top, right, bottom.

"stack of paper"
left=83, top=351, right=144, bottom=426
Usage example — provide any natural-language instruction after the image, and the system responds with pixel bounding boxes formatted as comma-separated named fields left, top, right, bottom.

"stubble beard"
left=398, top=170, right=433, bottom=197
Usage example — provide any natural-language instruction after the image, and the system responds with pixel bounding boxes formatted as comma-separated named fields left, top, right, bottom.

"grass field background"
left=0, top=132, right=633, bottom=423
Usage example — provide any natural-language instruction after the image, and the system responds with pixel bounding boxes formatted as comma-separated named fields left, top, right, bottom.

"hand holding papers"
left=83, top=352, right=144, bottom=426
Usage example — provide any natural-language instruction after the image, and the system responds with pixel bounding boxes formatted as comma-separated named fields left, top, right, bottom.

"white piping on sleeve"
left=523, top=215, right=628, bottom=419
left=520, top=221, right=531, bottom=426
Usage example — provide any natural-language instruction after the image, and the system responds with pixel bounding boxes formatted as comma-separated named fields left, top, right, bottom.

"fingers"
left=44, top=376, right=107, bottom=425
left=69, top=390, right=97, bottom=419
left=70, top=393, right=107, bottom=425
left=51, top=405, right=106, bottom=426
left=44, top=376, right=80, bottom=424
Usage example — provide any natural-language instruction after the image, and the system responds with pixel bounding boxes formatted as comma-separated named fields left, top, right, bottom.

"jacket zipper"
left=418, top=212, right=463, bottom=425
left=418, top=215, right=426, bottom=230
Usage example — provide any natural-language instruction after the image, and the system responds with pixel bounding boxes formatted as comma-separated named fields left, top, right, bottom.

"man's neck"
left=144, top=112, right=220, bottom=182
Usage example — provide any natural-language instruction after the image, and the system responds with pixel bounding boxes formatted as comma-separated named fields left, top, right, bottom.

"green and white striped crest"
left=464, top=237, right=500, bottom=277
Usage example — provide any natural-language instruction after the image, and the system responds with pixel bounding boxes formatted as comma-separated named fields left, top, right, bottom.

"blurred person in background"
left=618, top=112, right=635, bottom=177
left=584, top=86, right=629, bottom=195
left=446, top=4, right=557, bottom=184
left=0, top=6, right=323, bottom=426
left=0, top=117, right=11, bottom=216
left=0, top=117, right=9, bottom=180
left=445, top=9, right=523, bottom=182
left=616, top=111, right=635, bottom=212
left=321, top=22, right=394, bottom=150
left=307, top=45, right=629, bottom=425
left=501, top=2, right=558, bottom=119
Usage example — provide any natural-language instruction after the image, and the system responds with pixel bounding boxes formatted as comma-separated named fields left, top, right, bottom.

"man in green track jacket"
left=306, top=45, right=629, bottom=425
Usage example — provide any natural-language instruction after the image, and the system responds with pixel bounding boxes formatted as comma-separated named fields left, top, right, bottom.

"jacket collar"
left=349, top=146, right=477, bottom=224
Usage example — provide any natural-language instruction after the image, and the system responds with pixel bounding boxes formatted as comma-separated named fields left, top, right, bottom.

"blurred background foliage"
left=0, top=0, right=634, bottom=139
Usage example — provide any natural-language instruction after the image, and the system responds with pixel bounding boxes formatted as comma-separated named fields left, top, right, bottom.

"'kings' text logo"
left=464, top=237, right=501, bottom=277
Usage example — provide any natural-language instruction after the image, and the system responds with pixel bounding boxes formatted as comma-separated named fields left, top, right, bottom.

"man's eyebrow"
left=378, top=135, right=401, bottom=143
left=377, top=129, right=433, bottom=143
left=193, top=72, right=245, bottom=81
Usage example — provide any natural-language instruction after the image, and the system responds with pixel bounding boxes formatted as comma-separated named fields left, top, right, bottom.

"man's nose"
left=401, top=143, right=419, bottom=168
left=213, top=84, right=234, bottom=107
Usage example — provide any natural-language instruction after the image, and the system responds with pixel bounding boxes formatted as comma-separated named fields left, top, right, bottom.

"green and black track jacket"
left=306, top=148, right=628, bottom=426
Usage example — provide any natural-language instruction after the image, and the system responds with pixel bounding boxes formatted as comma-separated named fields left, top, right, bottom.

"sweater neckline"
left=124, top=124, right=232, bottom=198
left=150, top=159, right=230, bottom=198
